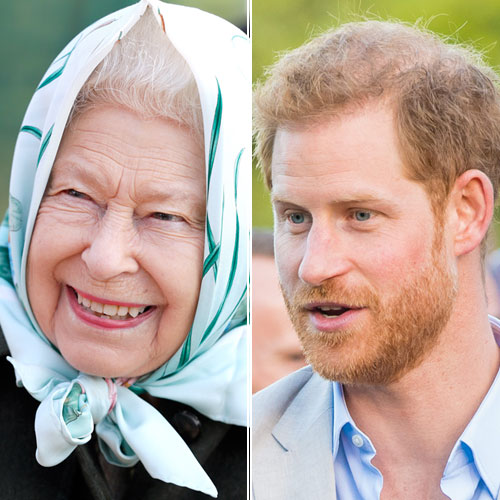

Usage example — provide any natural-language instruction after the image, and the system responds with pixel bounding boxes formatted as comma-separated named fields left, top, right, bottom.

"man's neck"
left=343, top=291, right=500, bottom=495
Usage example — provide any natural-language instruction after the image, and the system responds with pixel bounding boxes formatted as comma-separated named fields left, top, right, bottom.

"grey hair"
left=71, top=7, right=203, bottom=141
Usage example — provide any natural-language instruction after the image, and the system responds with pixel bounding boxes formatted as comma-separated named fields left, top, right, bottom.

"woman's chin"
left=47, top=289, right=168, bottom=378
left=58, top=338, right=155, bottom=378
left=59, top=347, right=143, bottom=378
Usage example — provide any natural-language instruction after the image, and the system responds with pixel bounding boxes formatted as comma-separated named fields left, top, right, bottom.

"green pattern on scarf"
left=37, top=47, right=75, bottom=91
left=207, top=79, right=222, bottom=186
left=201, top=148, right=243, bottom=344
left=202, top=241, right=220, bottom=277
left=0, top=247, right=12, bottom=285
left=8, top=195, right=23, bottom=232
left=178, top=326, right=193, bottom=368
left=37, top=124, right=54, bottom=166
left=203, top=80, right=223, bottom=280
left=20, top=125, right=42, bottom=140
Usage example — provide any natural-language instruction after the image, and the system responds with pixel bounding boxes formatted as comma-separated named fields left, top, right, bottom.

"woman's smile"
left=67, top=286, right=157, bottom=329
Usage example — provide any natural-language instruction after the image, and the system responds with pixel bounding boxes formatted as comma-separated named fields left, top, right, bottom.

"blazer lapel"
left=272, top=373, right=336, bottom=499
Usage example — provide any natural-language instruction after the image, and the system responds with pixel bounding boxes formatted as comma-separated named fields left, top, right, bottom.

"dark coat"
left=0, top=330, right=247, bottom=499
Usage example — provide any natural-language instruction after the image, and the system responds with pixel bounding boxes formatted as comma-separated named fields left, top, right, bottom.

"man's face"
left=271, top=103, right=457, bottom=385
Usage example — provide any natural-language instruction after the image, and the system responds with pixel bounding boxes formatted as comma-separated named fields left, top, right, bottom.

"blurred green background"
left=0, top=0, right=246, bottom=216
left=253, top=0, right=500, bottom=234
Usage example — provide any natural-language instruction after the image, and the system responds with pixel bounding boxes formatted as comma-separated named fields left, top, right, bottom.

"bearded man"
left=252, top=20, right=500, bottom=500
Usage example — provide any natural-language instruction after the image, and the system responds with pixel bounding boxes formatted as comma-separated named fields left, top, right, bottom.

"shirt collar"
left=332, top=381, right=376, bottom=459
left=332, top=381, right=350, bottom=460
left=331, top=316, right=500, bottom=498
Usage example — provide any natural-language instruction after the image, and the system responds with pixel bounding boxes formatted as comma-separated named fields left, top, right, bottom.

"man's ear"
left=450, top=169, right=494, bottom=257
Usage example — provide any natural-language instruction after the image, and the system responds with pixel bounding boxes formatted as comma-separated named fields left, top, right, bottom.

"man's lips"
left=67, top=286, right=156, bottom=329
left=304, top=302, right=362, bottom=317
left=304, top=302, right=365, bottom=332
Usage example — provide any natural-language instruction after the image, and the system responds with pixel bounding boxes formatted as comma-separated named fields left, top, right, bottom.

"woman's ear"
left=449, top=169, right=494, bottom=257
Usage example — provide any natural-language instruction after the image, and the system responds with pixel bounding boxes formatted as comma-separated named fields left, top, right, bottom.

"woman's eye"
left=65, top=189, right=89, bottom=200
left=288, top=212, right=305, bottom=224
left=152, top=212, right=184, bottom=222
left=353, top=210, right=372, bottom=222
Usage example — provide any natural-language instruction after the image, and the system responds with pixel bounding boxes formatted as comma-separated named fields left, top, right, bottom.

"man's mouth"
left=303, top=302, right=364, bottom=332
left=315, top=305, right=351, bottom=317
left=68, top=286, right=153, bottom=321
left=305, top=302, right=361, bottom=318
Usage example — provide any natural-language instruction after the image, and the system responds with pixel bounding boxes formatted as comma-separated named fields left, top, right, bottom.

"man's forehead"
left=271, top=107, right=402, bottom=183
left=268, top=105, right=436, bottom=213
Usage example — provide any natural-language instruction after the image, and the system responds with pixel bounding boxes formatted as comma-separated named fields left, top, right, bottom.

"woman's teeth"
left=76, top=292, right=147, bottom=320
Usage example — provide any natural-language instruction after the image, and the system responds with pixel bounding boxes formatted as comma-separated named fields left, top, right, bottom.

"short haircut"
left=71, top=7, right=203, bottom=142
left=254, top=20, right=500, bottom=209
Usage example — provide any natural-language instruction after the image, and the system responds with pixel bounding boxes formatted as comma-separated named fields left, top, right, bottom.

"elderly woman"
left=0, top=1, right=249, bottom=498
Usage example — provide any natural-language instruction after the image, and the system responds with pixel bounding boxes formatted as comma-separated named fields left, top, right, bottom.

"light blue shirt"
left=332, top=322, right=500, bottom=500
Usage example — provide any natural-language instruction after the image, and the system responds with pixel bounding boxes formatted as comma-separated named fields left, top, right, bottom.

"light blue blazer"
left=252, top=366, right=337, bottom=499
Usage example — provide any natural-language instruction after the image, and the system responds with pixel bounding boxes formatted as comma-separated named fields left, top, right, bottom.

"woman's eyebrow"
left=50, top=160, right=111, bottom=190
left=134, top=187, right=202, bottom=205
left=51, top=161, right=204, bottom=207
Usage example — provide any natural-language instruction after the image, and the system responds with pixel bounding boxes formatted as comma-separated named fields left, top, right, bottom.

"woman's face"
left=27, top=105, right=206, bottom=378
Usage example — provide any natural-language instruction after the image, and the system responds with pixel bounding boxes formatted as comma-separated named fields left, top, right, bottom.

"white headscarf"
left=0, top=0, right=249, bottom=496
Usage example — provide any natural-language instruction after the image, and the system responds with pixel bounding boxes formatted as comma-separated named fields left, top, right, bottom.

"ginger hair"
left=254, top=21, right=500, bottom=213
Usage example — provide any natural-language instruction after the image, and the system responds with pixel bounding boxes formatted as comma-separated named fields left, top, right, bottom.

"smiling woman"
left=28, top=106, right=206, bottom=378
left=0, top=1, right=249, bottom=499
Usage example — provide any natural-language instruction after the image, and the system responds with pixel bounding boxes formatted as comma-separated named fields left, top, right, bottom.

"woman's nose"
left=81, top=209, right=139, bottom=281
left=298, top=223, right=351, bottom=286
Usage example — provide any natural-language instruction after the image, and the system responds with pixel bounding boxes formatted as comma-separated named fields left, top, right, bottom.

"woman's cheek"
left=26, top=208, right=88, bottom=343
left=26, top=233, right=59, bottom=343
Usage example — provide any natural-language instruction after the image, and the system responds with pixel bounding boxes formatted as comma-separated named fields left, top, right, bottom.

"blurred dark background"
left=0, top=0, right=247, bottom=216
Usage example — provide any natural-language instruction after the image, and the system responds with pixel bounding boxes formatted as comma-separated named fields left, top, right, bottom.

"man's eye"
left=353, top=210, right=372, bottom=222
left=288, top=213, right=305, bottom=224
left=152, top=212, right=184, bottom=222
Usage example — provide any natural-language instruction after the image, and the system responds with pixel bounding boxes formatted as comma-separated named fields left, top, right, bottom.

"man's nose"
left=298, top=223, right=351, bottom=286
left=81, top=209, right=139, bottom=281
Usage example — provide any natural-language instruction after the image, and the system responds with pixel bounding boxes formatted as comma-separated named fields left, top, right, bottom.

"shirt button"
left=352, top=434, right=364, bottom=448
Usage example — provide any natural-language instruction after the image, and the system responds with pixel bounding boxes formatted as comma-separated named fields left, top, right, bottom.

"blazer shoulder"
left=252, top=367, right=336, bottom=500
left=252, top=365, right=315, bottom=434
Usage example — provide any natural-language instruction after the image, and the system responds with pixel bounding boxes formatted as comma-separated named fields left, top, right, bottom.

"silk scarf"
left=0, top=0, right=250, bottom=496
